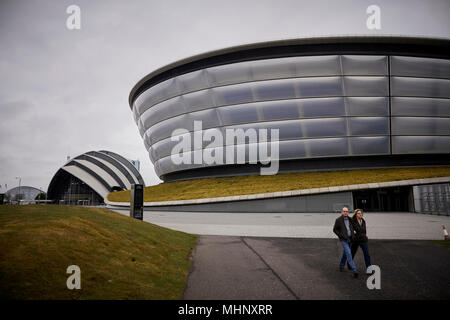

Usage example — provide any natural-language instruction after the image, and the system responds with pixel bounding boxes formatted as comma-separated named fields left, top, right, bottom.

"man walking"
left=333, top=207, right=358, bottom=278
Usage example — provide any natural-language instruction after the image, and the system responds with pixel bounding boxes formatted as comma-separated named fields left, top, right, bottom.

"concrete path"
left=184, top=235, right=450, bottom=300
left=111, top=209, right=450, bottom=240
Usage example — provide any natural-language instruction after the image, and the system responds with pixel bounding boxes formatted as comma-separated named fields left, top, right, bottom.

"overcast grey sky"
left=0, top=0, right=449, bottom=192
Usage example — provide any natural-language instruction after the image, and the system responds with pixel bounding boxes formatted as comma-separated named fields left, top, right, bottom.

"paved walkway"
left=112, top=209, right=450, bottom=240
left=110, top=209, right=450, bottom=299
left=184, top=235, right=450, bottom=300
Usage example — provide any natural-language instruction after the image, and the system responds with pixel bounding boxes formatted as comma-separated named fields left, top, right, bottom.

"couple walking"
left=333, top=207, right=372, bottom=278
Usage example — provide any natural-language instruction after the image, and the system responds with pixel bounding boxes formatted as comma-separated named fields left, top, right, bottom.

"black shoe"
left=339, top=266, right=344, bottom=272
left=353, top=271, right=359, bottom=278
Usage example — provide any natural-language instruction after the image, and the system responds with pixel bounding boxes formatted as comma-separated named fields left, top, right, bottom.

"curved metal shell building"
left=47, top=150, right=145, bottom=205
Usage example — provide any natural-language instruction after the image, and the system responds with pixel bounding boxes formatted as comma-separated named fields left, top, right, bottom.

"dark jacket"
left=351, top=217, right=368, bottom=243
left=333, top=215, right=355, bottom=242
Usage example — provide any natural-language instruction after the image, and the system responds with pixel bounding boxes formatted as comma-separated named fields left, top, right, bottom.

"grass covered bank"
left=0, top=205, right=197, bottom=299
left=107, top=166, right=450, bottom=203
left=433, top=240, right=450, bottom=249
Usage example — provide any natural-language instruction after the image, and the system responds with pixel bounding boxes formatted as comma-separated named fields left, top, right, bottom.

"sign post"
left=130, top=184, right=144, bottom=220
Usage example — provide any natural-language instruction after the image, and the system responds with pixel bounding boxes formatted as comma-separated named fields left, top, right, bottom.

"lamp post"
left=15, top=177, right=21, bottom=204
left=68, top=181, right=72, bottom=205
left=69, top=181, right=76, bottom=206
left=39, top=187, right=44, bottom=203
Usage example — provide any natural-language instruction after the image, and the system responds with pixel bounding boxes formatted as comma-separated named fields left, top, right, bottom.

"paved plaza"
left=183, top=236, right=450, bottom=300
left=112, top=208, right=450, bottom=240
left=110, top=208, right=450, bottom=299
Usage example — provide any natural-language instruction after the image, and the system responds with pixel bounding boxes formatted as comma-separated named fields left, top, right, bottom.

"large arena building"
left=127, top=37, right=450, bottom=213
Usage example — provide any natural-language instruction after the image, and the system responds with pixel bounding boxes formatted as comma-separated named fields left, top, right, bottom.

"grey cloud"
left=0, top=0, right=449, bottom=193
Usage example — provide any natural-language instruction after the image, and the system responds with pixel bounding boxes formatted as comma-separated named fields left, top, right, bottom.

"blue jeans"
left=351, top=241, right=371, bottom=269
left=340, top=240, right=357, bottom=272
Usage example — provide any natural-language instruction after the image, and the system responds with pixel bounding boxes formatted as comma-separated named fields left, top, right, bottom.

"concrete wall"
left=144, top=191, right=353, bottom=213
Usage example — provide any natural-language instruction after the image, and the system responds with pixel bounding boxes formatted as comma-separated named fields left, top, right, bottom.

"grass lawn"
left=0, top=205, right=197, bottom=299
left=433, top=240, right=450, bottom=249
left=107, top=166, right=450, bottom=203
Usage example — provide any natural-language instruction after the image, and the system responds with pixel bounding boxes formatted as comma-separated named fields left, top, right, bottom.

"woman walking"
left=351, top=209, right=372, bottom=271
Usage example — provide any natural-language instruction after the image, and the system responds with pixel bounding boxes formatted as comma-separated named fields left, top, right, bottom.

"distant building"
left=5, top=186, right=43, bottom=203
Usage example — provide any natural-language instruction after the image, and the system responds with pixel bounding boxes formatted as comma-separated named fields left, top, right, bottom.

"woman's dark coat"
left=351, top=217, right=368, bottom=242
